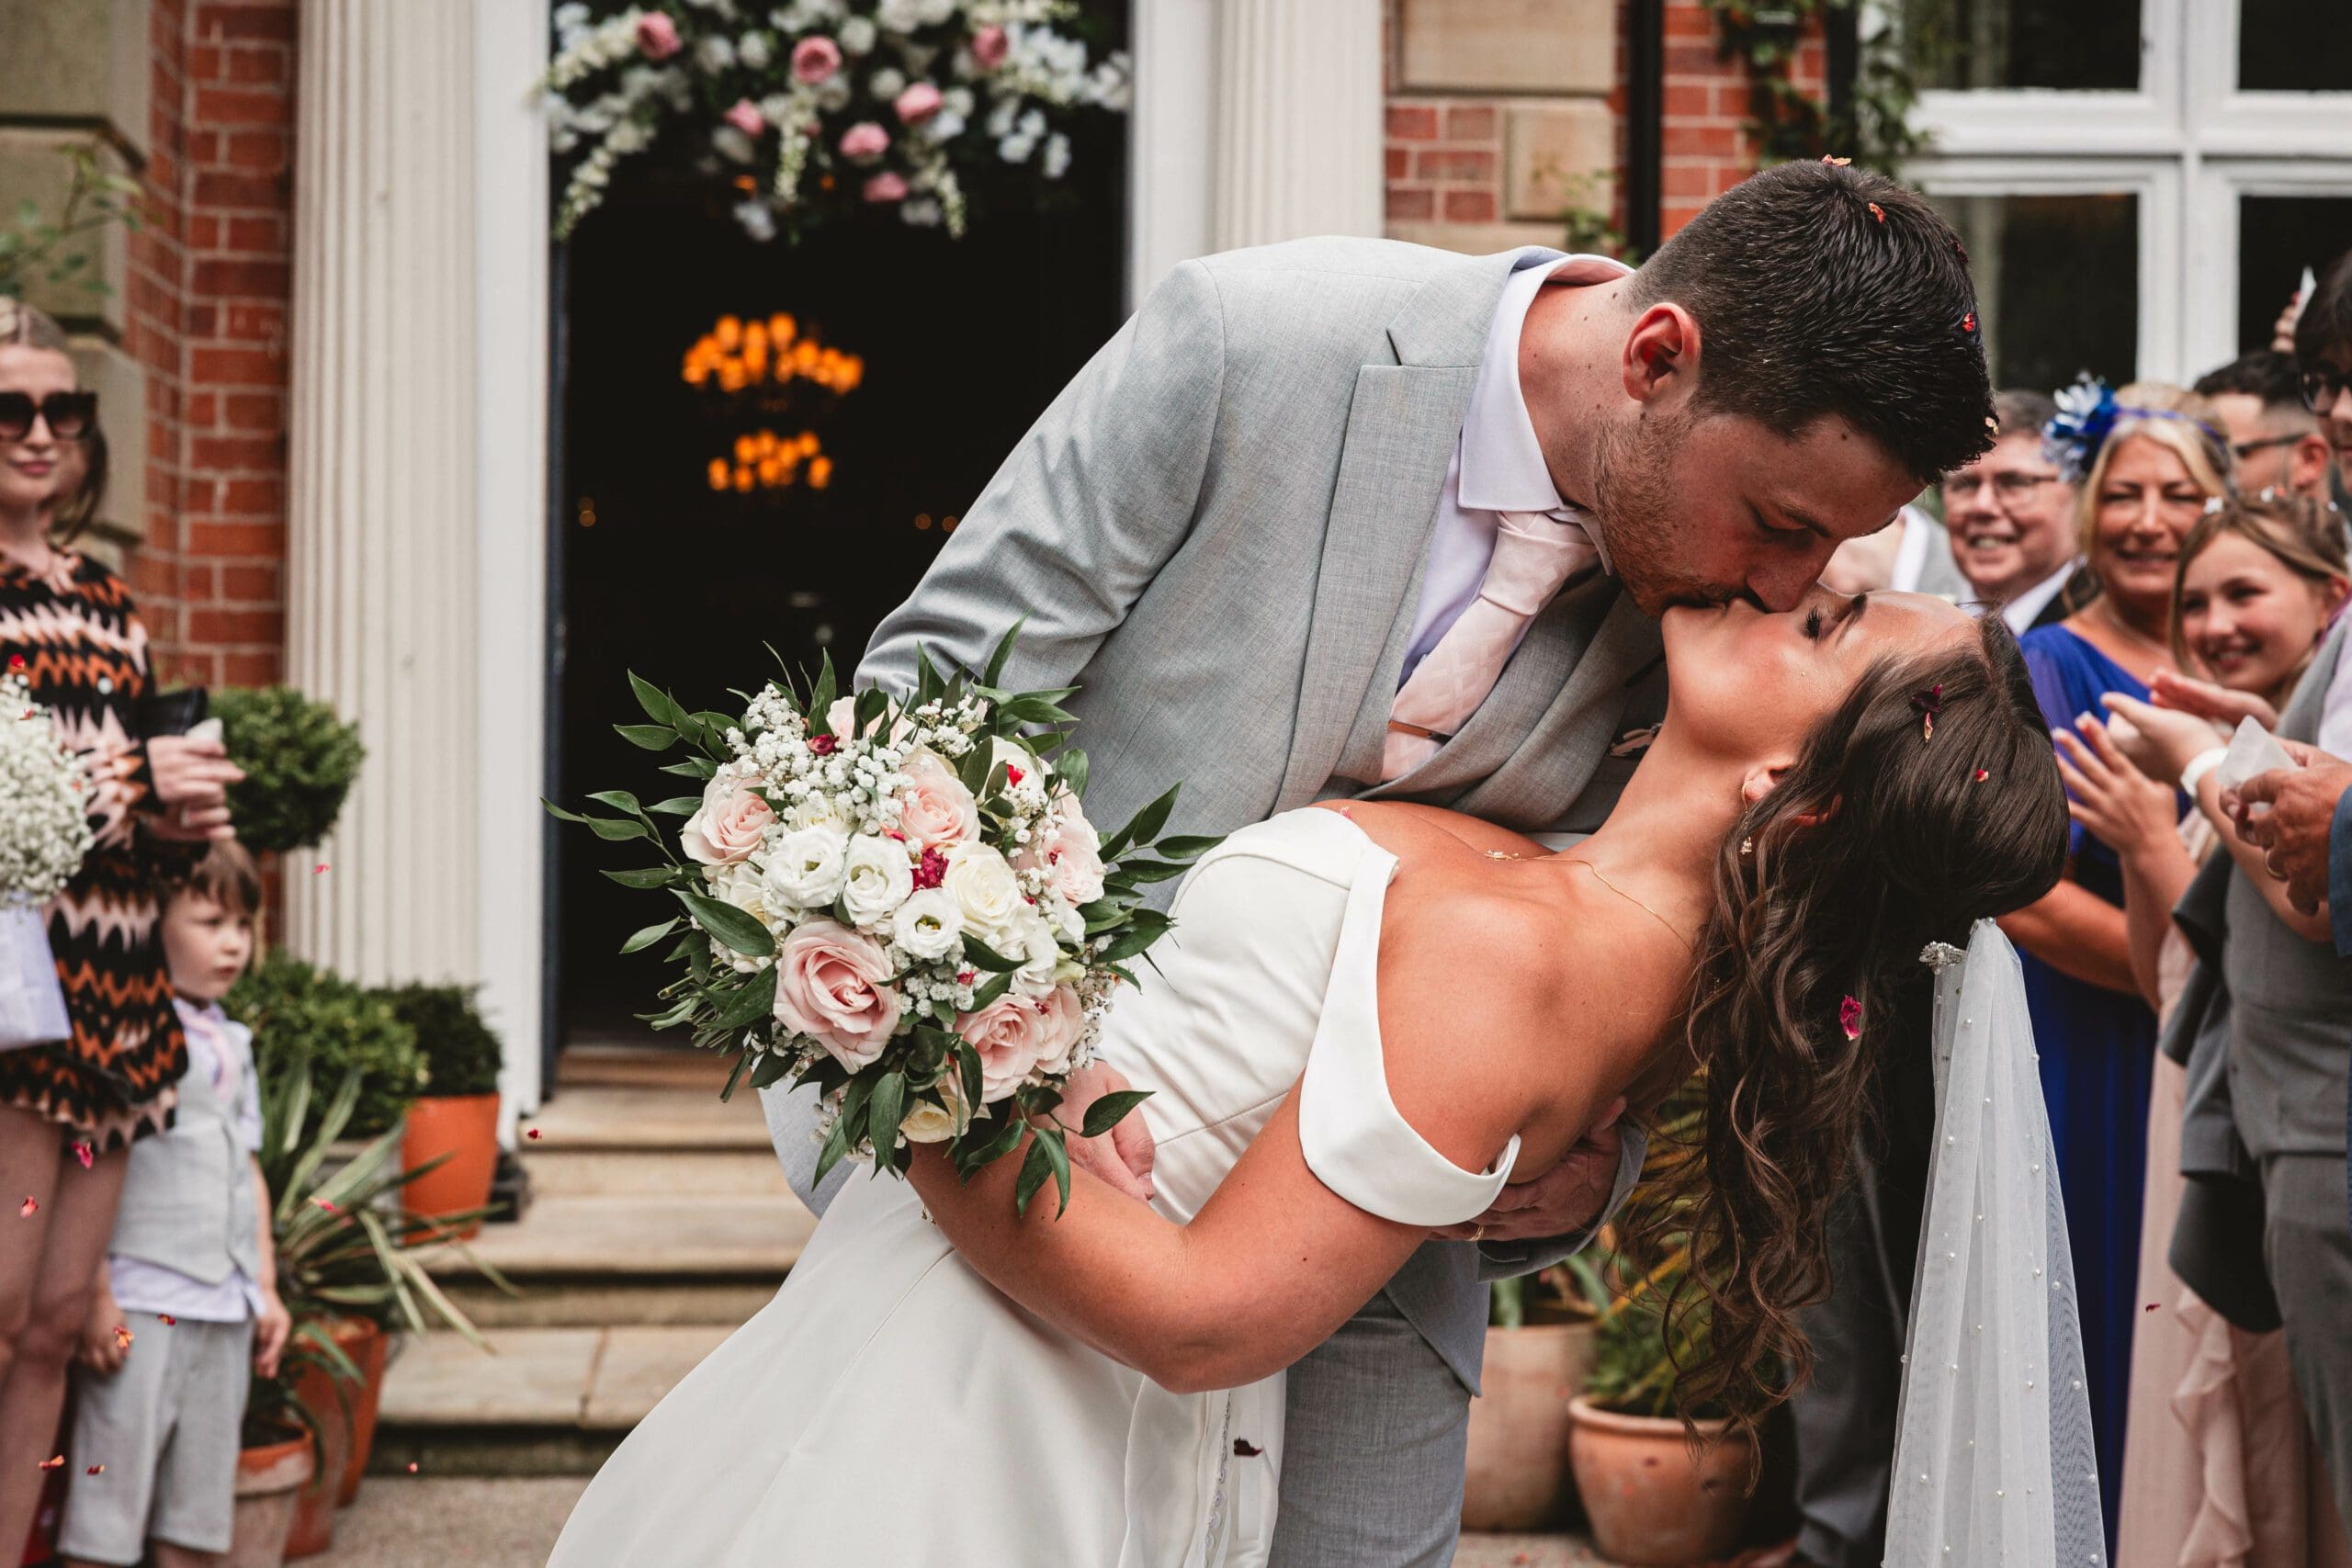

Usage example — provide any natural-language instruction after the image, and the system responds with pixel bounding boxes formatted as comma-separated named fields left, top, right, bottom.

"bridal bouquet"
left=550, top=630, right=1213, bottom=1214
left=0, top=671, right=90, bottom=1051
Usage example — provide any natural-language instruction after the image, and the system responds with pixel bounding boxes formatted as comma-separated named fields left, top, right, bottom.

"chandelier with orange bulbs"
left=684, top=312, right=863, bottom=493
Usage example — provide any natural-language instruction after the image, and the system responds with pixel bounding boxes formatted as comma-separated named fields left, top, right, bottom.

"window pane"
left=1903, top=0, right=2142, bottom=91
left=2237, top=195, right=2352, bottom=356
left=1933, top=193, right=2139, bottom=390
left=2239, top=0, right=2352, bottom=92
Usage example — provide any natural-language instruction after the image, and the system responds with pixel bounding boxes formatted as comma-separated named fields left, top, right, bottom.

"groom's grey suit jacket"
left=763, top=235, right=1661, bottom=1393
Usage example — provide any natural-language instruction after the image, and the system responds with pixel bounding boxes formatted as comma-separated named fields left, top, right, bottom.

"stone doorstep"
left=379, top=1325, right=735, bottom=1431
left=522, top=1083, right=776, bottom=1153
left=419, top=1193, right=817, bottom=1281
left=438, top=1278, right=779, bottom=1330
left=522, top=1146, right=790, bottom=1199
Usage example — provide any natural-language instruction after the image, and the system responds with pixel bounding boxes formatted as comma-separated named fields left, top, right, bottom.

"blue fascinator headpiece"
left=2043, top=376, right=2119, bottom=482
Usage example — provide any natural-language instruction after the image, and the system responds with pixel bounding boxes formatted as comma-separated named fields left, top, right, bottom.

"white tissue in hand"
left=2214, top=716, right=2294, bottom=813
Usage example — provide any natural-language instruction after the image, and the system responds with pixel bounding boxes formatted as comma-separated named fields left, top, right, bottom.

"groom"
left=763, top=159, right=1994, bottom=1567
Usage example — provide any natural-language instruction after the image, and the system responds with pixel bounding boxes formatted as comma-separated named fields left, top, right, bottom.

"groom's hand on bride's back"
left=1058, top=1063, right=1159, bottom=1203
left=1431, top=1098, right=1625, bottom=1244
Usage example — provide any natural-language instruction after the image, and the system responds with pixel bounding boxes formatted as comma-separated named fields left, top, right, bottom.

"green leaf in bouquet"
left=618, top=917, right=680, bottom=954
left=1079, top=1089, right=1154, bottom=1140
left=677, top=889, right=777, bottom=957
left=690, top=711, right=737, bottom=747
left=710, top=965, right=780, bottom=1031
left=1113, top=858, right=1189, bottom=885
left=956, top=741, right=992, bottom=799
left=954, top=1042, right=984, bottom=1126
left=811, top=1110, right=853, bottom=1188
left=660, top=757, right=718, bottom=781
left=750, top=1048, right=797, bottom=1089
left=959, top=933, right=1019, bottom=973
left=720, top=1050, right=751, bottom=1102
left=984, top=617, right=1027, bottom=690
left=616, top=723, right=675, bottom=750
left=603, top=864, right=681, bottom=889
left=628, top=671, right=686, bottom=730
left=1012, top=1132, right=1056, bottom=1217
left=587, top=789, right=647, bottom=818
left=808, top=650, right=839, bottom=729
left=1102, top=784, right=1181, bottom=863
left=1150, top=834, right=1225, bottom=862
left=1054, top=747, right=1090, bottom=800
left=541, top=800, right=592, bottom=825
left=994, top=694, right=1080, bottom=728
left=639, top=993, right=698, bottom=1030
left=956, top=1109, right=1025, bottom=1177
left=968, top=969, right=1014, bottom=1010
left=853, top=685, right=888, bottom=739
left=1094, top=919, right=1173, bottom=965
left=866, top=1072, right=905, bottom=1165
left=1038, top=1126, right=1073, bottom=1216
left=665, top=933, right=699, bottom=964
left=582, top=816, right=650, bottom=842
left=647, top=795, right=702, bottom=818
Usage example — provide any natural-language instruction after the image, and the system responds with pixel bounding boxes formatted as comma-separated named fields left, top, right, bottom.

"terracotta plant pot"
left=228, top=1430, right=313, bottom=1568
left=401, top=1091, right=501, bottom=1241
left=333, top=1317, right=389, bottom=1506
left=1462, top=1320, right=1595, bottom=1531
left=284, top=1316, right=373, bottom=1558
left=1567, top=1396, right=1755, bottom=1567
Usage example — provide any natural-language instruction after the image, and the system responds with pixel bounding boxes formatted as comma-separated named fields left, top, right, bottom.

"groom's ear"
left=1740, top=762, right=1839, bottom=829
left=1622, top=303, right=1701, bottom=406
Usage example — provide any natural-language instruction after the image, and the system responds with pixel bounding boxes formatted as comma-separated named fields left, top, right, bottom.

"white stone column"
left=284, top=0, right=481, bottom=988
left=1209, top=0, right=1384, bottom=253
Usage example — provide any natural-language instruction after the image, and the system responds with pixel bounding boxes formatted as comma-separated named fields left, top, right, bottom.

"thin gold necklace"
left=1481, top=846, right=1694, bottom=951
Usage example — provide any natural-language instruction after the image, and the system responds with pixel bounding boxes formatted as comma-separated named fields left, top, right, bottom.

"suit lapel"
left=1455, top=592, right=1664, bottom=829
left=1276, top=250, right=1524, bottom=807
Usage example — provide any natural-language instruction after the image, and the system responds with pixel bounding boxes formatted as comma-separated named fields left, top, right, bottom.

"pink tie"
left=1382, top=510, right=1600, bottom=780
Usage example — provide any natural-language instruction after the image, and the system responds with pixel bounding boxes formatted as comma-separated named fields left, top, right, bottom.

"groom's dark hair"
left=1628, top=160, right=1995, bottom=486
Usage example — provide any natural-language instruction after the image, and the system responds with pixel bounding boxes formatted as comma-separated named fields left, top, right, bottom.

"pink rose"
left=862, top=172, right=909, bottom=204
left=895, top=749, right=979, bottom=850
left=682, top=777, right=774, bottom=866
left=959, top=986, right=1083, bottom=1102
left=1012, top=811, right=1105, bottom=907
left=773, top=919, right=902, bottom=1070
left=724, top=99, right=765, bottom=137
left=635, top=12, right=682, bottom=61
left=825, top=694, right=910, bottom=748
left=839, top=121, right=890, bottom=161
left=790, top=34, right=842, bottom=84
left=970, top=25, right=1009, bottom=69
left=894, top=82, right=944, bottom=124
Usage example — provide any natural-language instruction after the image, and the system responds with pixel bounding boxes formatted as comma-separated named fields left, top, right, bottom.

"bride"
left=550, top=586, right=2072, bottom=1566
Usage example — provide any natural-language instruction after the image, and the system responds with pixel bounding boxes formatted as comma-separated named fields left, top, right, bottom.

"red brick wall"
left=1382, top=1, right=1828, bottom=250
left=126, top=0, right=296, bottom=694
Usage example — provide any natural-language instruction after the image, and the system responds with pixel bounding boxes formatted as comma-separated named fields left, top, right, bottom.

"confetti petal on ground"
left=407, top=1461, right=420, bottom=1473
left=526, top=1128, right=542, bottom=1141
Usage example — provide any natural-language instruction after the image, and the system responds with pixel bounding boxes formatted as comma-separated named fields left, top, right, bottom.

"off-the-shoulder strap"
left=1295, top=823, right=1521, bottom=1226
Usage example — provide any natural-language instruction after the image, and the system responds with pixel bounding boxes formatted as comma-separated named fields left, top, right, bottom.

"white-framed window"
left=1893, top=0, right=2352, bottom=389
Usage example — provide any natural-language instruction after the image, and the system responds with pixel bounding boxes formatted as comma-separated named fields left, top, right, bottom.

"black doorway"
left=548, top=141, right=1126, bottom=1053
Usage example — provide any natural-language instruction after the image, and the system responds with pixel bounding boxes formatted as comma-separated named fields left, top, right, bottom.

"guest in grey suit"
left=762, top=161, right=1997, bottom=1568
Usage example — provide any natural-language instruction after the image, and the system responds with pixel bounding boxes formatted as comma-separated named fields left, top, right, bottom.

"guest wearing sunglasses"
left=1938, top=389, right=2093, bottom=633
left=0, top=298, right=243, bottom=1560
left=2195, top=348, right=2338, bottom=503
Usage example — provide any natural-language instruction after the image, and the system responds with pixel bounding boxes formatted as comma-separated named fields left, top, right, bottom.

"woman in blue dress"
left=2004, top=381, right=2232, bottom=1540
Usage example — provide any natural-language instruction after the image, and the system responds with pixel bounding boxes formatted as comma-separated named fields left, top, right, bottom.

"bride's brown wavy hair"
left=1641, top=612, right=2067, bottom=1441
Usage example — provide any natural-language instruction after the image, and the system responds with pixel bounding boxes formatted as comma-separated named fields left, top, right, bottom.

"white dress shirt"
left=1998, top=558, right=2082, bottom=637
left=1399, top=251, right=1632, bottom=687
left=2318, top=625, right=2352, bottom=759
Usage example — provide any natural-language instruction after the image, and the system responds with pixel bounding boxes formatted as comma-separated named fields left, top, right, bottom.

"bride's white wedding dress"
left=548, top=807, right=1517, bottom=1567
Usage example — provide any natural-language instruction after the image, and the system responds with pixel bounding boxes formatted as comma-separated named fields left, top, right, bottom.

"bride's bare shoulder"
left=1323, top=800, right=1550, bottom=862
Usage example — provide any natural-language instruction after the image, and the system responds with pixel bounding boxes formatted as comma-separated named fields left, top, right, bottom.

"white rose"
left=943, top=842, right=1023, bottom=946
left=712, top=860, right=797, bottom=931
left=786, top=790, right=856, bottom=834
left=890, top=887, right=963, bottom=960
left=841, top=832, right=915, bottom=928
left=1009, top=912, right=1062, bottom=999
left=764, top=823, right=850, bottom=908
left=899, top=1095, right=957, bottom=1144
left=989, top=736, right=1046, bottom=787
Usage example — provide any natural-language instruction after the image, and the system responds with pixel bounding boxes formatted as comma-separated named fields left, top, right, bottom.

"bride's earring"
left=1738, top=837, right=1754, bottom=859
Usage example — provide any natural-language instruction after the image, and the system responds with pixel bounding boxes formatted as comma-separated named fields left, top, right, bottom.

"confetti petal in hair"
left=1911, top=683, right=1945, bottom=741
left=1962, top=311, right=1976, bottom=333
left=17, top=1197, right=33, bottom=1218
left=1839, top=995, right=1863, bottom=1041
left=6, top=655, right=22, bottom=671
left=1869, top=202, right=1885, bottom=223
left=1973, top=768, right=1989, bottom=783
left=1821, top=154, right=1851, bottom=165
left=73, top=1141, right=92, bottom=1169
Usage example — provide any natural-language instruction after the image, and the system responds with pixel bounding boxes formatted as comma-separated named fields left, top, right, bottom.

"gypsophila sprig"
left=0, top=673, right=94, bottom=904
left=538, top=1, right=1128, bottom=243
left=545, top=626, right=1215, bottom=1217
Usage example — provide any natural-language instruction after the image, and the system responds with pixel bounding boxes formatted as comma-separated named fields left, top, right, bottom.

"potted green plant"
left=230, top=951, right=426, bottom=1143
left=379, top=983, right=505, bottom=1241
left=257, top=1059, right=507, bottom=1551
left=212, top=685, right=366, bottom=856
left=1566, top=1087, right=1759, bottom=1568
left=1462, top=1260, right=1608, bottom=1531
left=232, top=1325, right=344, bottom=1568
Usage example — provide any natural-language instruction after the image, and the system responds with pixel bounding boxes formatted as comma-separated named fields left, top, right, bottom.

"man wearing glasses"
left=2194, top=348, right=2337, bottom=502
left=1937, top=389, right=2086, bottom=632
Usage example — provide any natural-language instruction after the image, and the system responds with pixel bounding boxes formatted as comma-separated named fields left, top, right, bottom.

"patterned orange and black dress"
left=0, top=551, right=187, bottom=1150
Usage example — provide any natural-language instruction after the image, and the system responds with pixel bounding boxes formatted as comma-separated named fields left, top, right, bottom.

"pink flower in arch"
left=724, top=99, right=766, bottom=137
left=894, top=82, right=944, bottom=124
left=790, top=34, right=842, bottom=84
left=634, top=12, right=682, bottom=61
left=862, top=172, right=910, bottom=205
left=839, top=121, right=891, bottom=161
left=970, top=25, right=1009, bottom=69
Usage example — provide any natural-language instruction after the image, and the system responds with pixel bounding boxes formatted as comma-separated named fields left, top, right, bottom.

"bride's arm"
left=903, top=894, right=1615, bottom=1394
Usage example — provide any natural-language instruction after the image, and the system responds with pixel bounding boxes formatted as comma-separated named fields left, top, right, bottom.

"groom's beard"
left=1591, top=406, right=1719, bottom=616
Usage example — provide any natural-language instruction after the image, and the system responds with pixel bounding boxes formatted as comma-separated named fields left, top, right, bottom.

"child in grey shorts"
left=61, top=841, right=289, bottom=1568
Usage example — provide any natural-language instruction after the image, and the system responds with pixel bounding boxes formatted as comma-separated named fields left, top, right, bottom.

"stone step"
left=519, top=1145, right=791, bottom=1199
left=523, top=1083, right=775, bottom=1154
left=554, top=1043, right=739, bottom=1092
left=421, top=1194, right=815, bottom=1283
left=438, top=1278, right=777, bottom=1329
left=373, top=1325, right=737, bottom=1477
